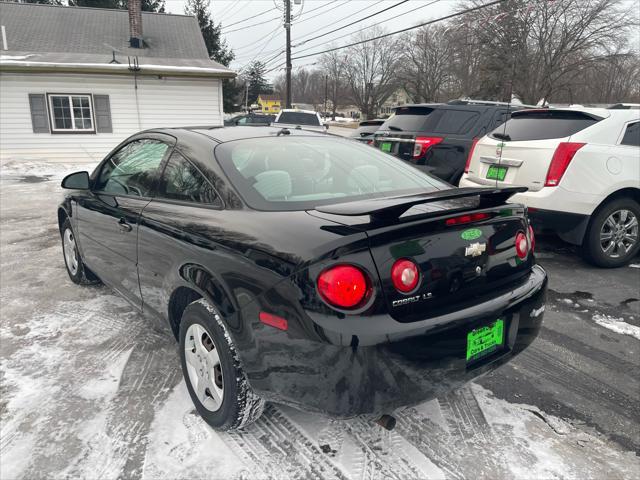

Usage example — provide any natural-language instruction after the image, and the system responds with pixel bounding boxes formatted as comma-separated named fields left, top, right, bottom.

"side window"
left=236, top=116, right=248, bottom=125
left=621, top=122, right=640, bottom=147
left=159, top=152, right=221, bottom=206
left=94, top=139, right=169, bottom=196
left=433, top=110, right=479, bottom=135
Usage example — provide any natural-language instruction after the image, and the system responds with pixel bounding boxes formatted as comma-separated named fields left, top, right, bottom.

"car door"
left=137, top=149, right=224, bottom=323
left=76, top=135, right=174, bottom=307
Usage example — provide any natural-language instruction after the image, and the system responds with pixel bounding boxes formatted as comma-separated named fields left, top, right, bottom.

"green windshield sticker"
left=461, top=228, right=482, bottom=240
left=466, top=319, right=505, bottom=362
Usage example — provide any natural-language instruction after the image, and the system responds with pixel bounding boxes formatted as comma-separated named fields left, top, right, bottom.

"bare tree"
left=319, top=49, right=348, bottom=119
left=399, top=25, right=454, bottom=103
left=343, top=27, right=401, bottom=119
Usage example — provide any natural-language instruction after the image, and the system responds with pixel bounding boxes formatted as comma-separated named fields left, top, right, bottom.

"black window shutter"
left=28, top=94, right=50, bottom=133
left=94, top=95, right=113, bottom=133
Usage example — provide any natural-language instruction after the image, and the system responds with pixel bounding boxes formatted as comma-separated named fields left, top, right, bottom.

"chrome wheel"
left=599, top=209, right=638, bottom=258
left=63, top=228, right=79, bottom=276
left=184, top=323, right=224, bottom=412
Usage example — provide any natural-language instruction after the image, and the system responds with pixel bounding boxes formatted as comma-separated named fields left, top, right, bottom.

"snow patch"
left=141, top=380, right=246, bottom=479
left=593, top=314, right=640, bottom=340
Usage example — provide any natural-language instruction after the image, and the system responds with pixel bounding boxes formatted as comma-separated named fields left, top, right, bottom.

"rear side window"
left=380, top=106, right=434, bottom=131
left=490, top=110, right=601, bottom=141
left=276, top=112, right=320, bottom=126
left=433, top=110, right=479, bottom=134
left=158, top=152, right=221, bottom=206
left=621, top=122, right=640, bottom=147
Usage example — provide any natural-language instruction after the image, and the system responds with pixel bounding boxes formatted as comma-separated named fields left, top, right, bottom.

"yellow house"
left=257, top=94, right=281, bottom=114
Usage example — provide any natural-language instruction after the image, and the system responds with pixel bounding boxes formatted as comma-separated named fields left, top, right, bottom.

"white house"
left=0, top=1, right=235, bottom=163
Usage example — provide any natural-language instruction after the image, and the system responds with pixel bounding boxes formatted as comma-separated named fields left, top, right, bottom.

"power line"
left=217, top=0, right=242, bottom=19
left=224, top=15, right=282, bottom=35
left=293, top=0, right=441, bottom=56
left=293, top=0, right=384, bottom=43
left=291, top=0, right=505, bottom=61
left=296, top=0, right=341, bottom=18
left=294, top=0, right=347, bottom=24
left=293, top=0, right=407, bottom=47
left=221, top=7, right=278, bottom=30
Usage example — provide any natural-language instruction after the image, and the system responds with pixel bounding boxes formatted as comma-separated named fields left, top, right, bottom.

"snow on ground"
left=593, top=314, right=640, bottom=341
left=1, top=162, right=639, bottom=479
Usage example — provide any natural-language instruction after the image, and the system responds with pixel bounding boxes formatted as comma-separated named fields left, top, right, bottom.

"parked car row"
left=364, top=101, right=639, bottom=268
left=227, top=100, right=639, bottom=267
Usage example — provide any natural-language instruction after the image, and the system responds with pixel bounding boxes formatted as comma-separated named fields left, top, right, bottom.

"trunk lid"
left=471, top=109, right=603, bottom=191
left=314, top=187, right=532, bottom=322
left=471, top=136, right=565, bottom=191
left=365, top=204, right=532, bottom=322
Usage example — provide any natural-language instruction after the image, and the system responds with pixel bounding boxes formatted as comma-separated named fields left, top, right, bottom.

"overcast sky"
left=161, top=0, right=459, bottom=79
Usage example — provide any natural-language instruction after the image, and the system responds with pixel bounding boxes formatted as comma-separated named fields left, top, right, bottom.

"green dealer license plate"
left=486, top=165, right=508, bottom=181
left=466, top=319, right=505, bottom=363
left=380, top=142, right=392, bottom=153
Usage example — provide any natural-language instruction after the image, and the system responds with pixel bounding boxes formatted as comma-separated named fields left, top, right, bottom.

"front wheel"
left=179, top=299, right=265, bottom=431
left=582, top=198, right=640, bottom=268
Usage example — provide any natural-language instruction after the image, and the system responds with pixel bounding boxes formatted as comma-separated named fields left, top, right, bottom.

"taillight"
left=445, top=212, right=490, bottom=226
left=515, top=231, right=529, bottom=259
left=317, top=264, right=371, bottom=309
left=413, top=136, right=443, bottom=159
left=391, top=259, right=420, bottom=293
left=528, top=224, right=535, bottom=253
left=465, top=138, right=479, bottom=173
left=545, top=142, right=585, bottom=187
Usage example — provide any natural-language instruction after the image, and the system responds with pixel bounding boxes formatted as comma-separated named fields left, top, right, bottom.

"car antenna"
left=277, top=128, right=291, bottom=136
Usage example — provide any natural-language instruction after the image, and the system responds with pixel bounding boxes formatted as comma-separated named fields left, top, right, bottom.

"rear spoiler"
left=315, top=187, right=527, bottom=222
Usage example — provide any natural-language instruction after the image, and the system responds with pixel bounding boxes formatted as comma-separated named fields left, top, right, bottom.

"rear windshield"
left=380, top=106, right=434, bottom=131
left=490, top=110, right=601, bottom=141
left=216, top=137, right=447, bottom=211
left=275, top=112, right=320, bottom=126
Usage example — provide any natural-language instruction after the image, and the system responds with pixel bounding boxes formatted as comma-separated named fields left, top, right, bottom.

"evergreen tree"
left=184, top=0, right=233, bottom=66
left=184, top=0, right=237, bottom=111
left=244, top=61, right=271, bottom=106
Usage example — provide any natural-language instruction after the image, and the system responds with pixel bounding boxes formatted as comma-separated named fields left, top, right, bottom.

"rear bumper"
left=244, top=265, right=547, bottom=417
left=528, top=208, right=590, bottom=245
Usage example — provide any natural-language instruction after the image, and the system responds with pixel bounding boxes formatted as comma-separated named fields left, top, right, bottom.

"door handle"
left=118, top=218, right=133, bottom=233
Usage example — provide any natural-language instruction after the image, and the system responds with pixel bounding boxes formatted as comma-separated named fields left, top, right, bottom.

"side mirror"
left=61, top=171, right=90, bottom=190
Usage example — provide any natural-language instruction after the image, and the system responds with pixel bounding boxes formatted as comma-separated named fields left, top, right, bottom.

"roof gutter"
left=0, top=59, right=236, bottom=78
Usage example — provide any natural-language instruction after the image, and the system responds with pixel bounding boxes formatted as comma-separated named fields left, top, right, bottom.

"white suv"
left=460, top=107, right=640, bottom=267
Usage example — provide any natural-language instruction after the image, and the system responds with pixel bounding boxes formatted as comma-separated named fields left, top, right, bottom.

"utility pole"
left=284, top=0, right=292, bottom=108
left=245, top=82, right=249, bottom=112
left=323, top=75, right=328, bottom=121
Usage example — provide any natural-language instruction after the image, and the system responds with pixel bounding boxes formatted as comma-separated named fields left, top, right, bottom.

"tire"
left=179, top=298, right=265, bottom=431
left=60, top=218, right=100, bottom=285
left=582, top=197, right=640, bottom=268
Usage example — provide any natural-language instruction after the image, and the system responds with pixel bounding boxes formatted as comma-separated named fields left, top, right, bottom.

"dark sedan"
left=58, top=126, right=547, bottom=431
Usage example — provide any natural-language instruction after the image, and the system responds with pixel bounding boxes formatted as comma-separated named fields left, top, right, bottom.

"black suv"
left=373, top=100, right=528, bottom=185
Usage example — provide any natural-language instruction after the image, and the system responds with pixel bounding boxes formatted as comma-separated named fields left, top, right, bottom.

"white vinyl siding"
left=0, top=72, right=223, bottom=162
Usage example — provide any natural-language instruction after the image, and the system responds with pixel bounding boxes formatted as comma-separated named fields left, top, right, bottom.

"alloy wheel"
left=184, top=323, right=224, bottom=412
left=63, top=228, right=79, bottom=276
left=599, top=209, right=638, bottom=258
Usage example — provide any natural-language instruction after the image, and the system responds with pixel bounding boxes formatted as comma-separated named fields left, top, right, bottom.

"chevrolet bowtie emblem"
left=465, top=242, right=486, bottom=257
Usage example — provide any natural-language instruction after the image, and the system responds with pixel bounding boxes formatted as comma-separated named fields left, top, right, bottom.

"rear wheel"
left=582, top=198, right=640, bottom=268
left=179, top=299, right=265, bottom=431
left=61, top=218, right=100, bottom=285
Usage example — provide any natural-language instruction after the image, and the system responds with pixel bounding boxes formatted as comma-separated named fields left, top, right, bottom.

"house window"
left=47, top=94, right=95, bottom=132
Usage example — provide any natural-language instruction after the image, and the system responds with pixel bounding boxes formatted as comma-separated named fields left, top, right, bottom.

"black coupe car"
left=58, top=126, right=547, bottom=431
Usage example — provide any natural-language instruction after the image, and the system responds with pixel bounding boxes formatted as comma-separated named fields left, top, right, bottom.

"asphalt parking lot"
left=1, top=160, right=638, bottom=480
